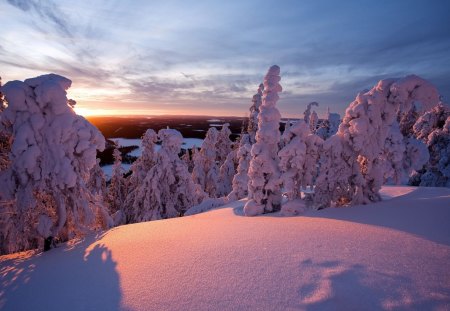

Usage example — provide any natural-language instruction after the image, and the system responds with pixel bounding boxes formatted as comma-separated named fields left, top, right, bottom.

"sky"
left=1, top=0, right=450, bottom=118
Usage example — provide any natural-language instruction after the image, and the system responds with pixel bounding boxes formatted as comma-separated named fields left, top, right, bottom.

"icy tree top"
left=2, top=74, right=105, bottom=190
left=389, top=75, right=440, bottom=115
left=262, top=65, right=282, bottom=108
left=159, top=128, right=183, bottom=153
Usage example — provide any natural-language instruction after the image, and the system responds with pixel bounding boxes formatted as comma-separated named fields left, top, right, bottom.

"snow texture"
left=245, top=65, right=283, bottom=216
left=1, top=186, right=449, bottom=311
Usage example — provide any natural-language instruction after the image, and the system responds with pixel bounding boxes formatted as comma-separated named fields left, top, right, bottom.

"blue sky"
left=1, top=0, right=449, bottom=117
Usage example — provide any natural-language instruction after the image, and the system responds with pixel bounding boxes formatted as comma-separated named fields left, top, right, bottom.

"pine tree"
left=192, top=127, right=220, bottom=197
left=303, top=102, right=319, bottom=125
left=244, top=65, right=283, bottom=216
left=314, top=75, right=440, bottom=208
left=315, top=108, right=341, bottom=140
left=410, top=103, right=450, bottom=187
left=309, top=110, right=318, bottom=133
left=227, top=134, right=252, bottom=201
left=128, top=129, right=200, bottom=222
left=279, top=120, right=323, bottom=201
left=0, top=74, right=109, bottom=254
left=107, top=148, right=127, bottom=217
left=248, top=83, right=264, bottom=144
left=122, top=129, right=157, bottom=224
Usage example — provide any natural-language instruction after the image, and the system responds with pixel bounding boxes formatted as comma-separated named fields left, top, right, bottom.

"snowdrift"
left=1, top=186, right=449, bottom=310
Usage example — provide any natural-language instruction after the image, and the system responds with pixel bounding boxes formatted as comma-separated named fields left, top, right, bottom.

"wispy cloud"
left=1, top=0, right=449, bottom=117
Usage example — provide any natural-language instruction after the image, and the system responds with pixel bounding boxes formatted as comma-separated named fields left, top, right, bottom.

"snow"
left=1, top=186, right=449, bottom=311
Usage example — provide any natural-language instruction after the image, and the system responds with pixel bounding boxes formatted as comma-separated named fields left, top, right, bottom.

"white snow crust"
left=1, top=186, right=449, bottom=311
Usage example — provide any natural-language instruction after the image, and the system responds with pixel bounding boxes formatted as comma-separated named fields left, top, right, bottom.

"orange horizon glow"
left=73, top=105, right=249, bottom=118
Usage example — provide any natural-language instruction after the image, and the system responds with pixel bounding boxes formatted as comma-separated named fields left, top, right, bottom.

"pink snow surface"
left=1, top=186, right=449, bottom=310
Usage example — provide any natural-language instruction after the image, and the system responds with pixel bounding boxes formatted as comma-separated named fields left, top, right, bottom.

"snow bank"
left=1, top=186, right=449, bottom=311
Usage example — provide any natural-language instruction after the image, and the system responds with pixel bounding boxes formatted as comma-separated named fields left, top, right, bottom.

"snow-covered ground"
left=1, top=186, right=449, bottom=311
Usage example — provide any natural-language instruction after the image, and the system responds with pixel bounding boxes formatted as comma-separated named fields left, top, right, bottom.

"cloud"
left=7, top=0, right=73, bottom=37
left=2, top=0, right=449, bottom=117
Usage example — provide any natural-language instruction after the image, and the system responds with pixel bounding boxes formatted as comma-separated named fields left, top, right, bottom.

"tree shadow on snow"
left=296, top=259, right=450, bottom=310
left=0, top=232, right=126, bottom=311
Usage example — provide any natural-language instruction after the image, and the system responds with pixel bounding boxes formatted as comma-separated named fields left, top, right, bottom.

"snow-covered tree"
left=87, top=159, right=107, bottom=197
left=248, top=83, right=264, bottom=144
left=313, top=135, right=360, bottom=209
left=216, top=123, right=232, bottom=165
left=121, top=129, right=158, bottom=224
left=217, top=148, right=237, bottom=197
left=0, top=74, right=110, bottom=254
left=244, top=65, right=283, bottom=216
left=314, top=75, right=440, bottom=208
left=192, top=127, right=220, bottom=197
left=227, top=135, right=252, bottom=201
left=279, top=120, right=323, bottom=201
left=381, top=121, right=429, bottom=185
left=107, top=148, right=127, bottom=216
left=410, top=103, right=450, bottom=187
left=216, top=123, right=236, bottom=196
left=127, top=129, right=201, bottom=223
left=309, top=110, right=318, bottom=133
left=0, top=76, right=11, bottom=171
left=316, top=108, right=341, bottom=140
left=303, top=102, right=319, bottom=125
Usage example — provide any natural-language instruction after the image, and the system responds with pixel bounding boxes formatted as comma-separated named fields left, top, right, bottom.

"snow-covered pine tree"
left=121, top=129, right=157, bottom=224
left=381, top=121, right=429, bottom=185
left=248, top=83, right=264, bottom=144
left=0, top=74, right=110, bottom=254
left=410, top=103, right=450, bottom=187
left=279, top=120, right=323, bottom=201
left=315, top=108, right=341, bottom=140
left=309, top=110, right=318, bottom=133
left=192, top=127, right=220, bottom=197
left=314, top=75, right=440, bottom=208
left=0, top=76, right=10, bottom=171
left=244, top=65, right=283, bottom=216
left=227, top=134, right=252, bottom=201
left=279, top=120, right=309, bottom=201
left=303, top=102, right=319, bottom=125
left=216, top=123, right=232, bottom=165
left=128, top=129, right=200, bottom=222
left=279, top=119, right=292, bottom=149
left=107, top=148, right=127, bottom=217
left=216, top=123, right=236, bottom=196
left=217, top=149, right=237, bottom=197
left=87, top=159, right=107, bottom=198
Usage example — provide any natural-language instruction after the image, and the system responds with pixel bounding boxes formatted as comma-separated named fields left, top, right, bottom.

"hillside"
left=1, top=186, right=449, bottom=311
